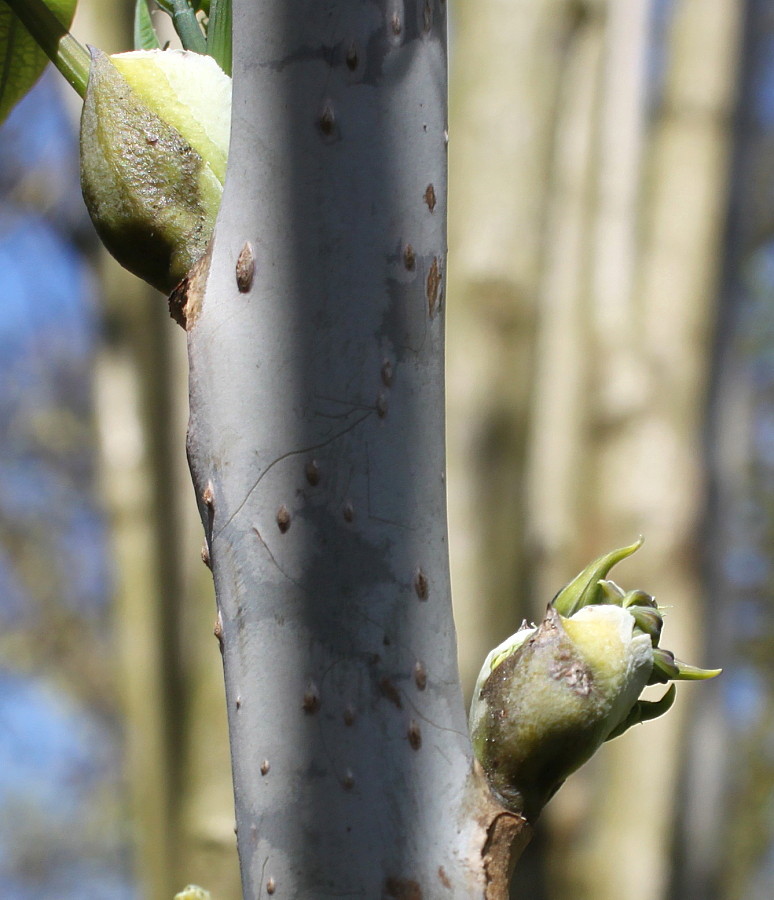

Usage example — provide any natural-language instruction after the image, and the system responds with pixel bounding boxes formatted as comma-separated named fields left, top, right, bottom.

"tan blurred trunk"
left=527, top=2, right=741, bottom=899
left=94, top=269, right=179, bottom=900
left=447, top=0, right=575, bottom=697
left=450, top=0, right=740, bottom=897
left=94, top=264, right=239, bottom=900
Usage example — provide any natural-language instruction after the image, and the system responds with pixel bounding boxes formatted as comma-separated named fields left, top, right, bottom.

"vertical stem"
left=2, top=0, right=89, bottom=97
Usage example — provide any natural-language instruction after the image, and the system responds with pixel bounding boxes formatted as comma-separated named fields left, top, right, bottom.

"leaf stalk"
left=2, top=0, right=89, bottom=97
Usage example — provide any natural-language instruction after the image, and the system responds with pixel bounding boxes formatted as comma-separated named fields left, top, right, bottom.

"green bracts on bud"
left=605, top=684, right=676, bottom=741
left=80, top=47, right=231, bottom=293
left=551, top=538, right=643, bottom=617
left=470, top=541, right=720, bottom=819
left=628, top=605, right=663, bottom=645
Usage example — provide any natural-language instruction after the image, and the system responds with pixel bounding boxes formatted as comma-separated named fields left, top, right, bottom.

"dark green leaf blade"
left=0, top=0, right=78, bottom=123
left=134, top=0, right=160, bottom=51
left=206, top=0, right=231, bottom=76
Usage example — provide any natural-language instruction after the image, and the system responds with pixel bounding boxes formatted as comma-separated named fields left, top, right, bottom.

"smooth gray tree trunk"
left=179, top=1, right=527, bottom=896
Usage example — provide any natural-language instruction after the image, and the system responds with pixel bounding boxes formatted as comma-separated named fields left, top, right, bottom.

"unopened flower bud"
left=80, top=47, right=231, bottom=293
left=470, top=541, right=720, bottom=819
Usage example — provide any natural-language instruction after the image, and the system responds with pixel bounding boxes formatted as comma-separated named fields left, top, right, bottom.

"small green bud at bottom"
left=174, top=886, right=212, bottom=900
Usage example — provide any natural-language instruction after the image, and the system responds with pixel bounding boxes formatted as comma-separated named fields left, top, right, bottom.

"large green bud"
left=80, top=47, right=231, bottom=293
left=469, top=540, right=720, bottom=820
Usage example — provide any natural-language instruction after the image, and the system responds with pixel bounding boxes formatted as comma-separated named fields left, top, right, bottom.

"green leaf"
left=134, top=0, right=160, bottom=51
left=155, top=0, right=206, bottom=53
left=0, top=0, right=78, bottom=123
left=206, top=0, right=231, bottom=76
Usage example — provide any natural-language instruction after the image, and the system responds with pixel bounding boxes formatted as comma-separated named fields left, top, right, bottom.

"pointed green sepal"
left=647, top=647, right=721, bottom=684
left=622, top=588, right=658, bottom=609
left=552, top=538, right=643, bottom=617
left=649, top=646, right=680, bottom=683
left=670, top=659, right=722, bottom=681
left=628, top=606, right=663, bottom=646
left=605, top=684, right=676, bottom=741
left=598, top=579, right=625, bottom=603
